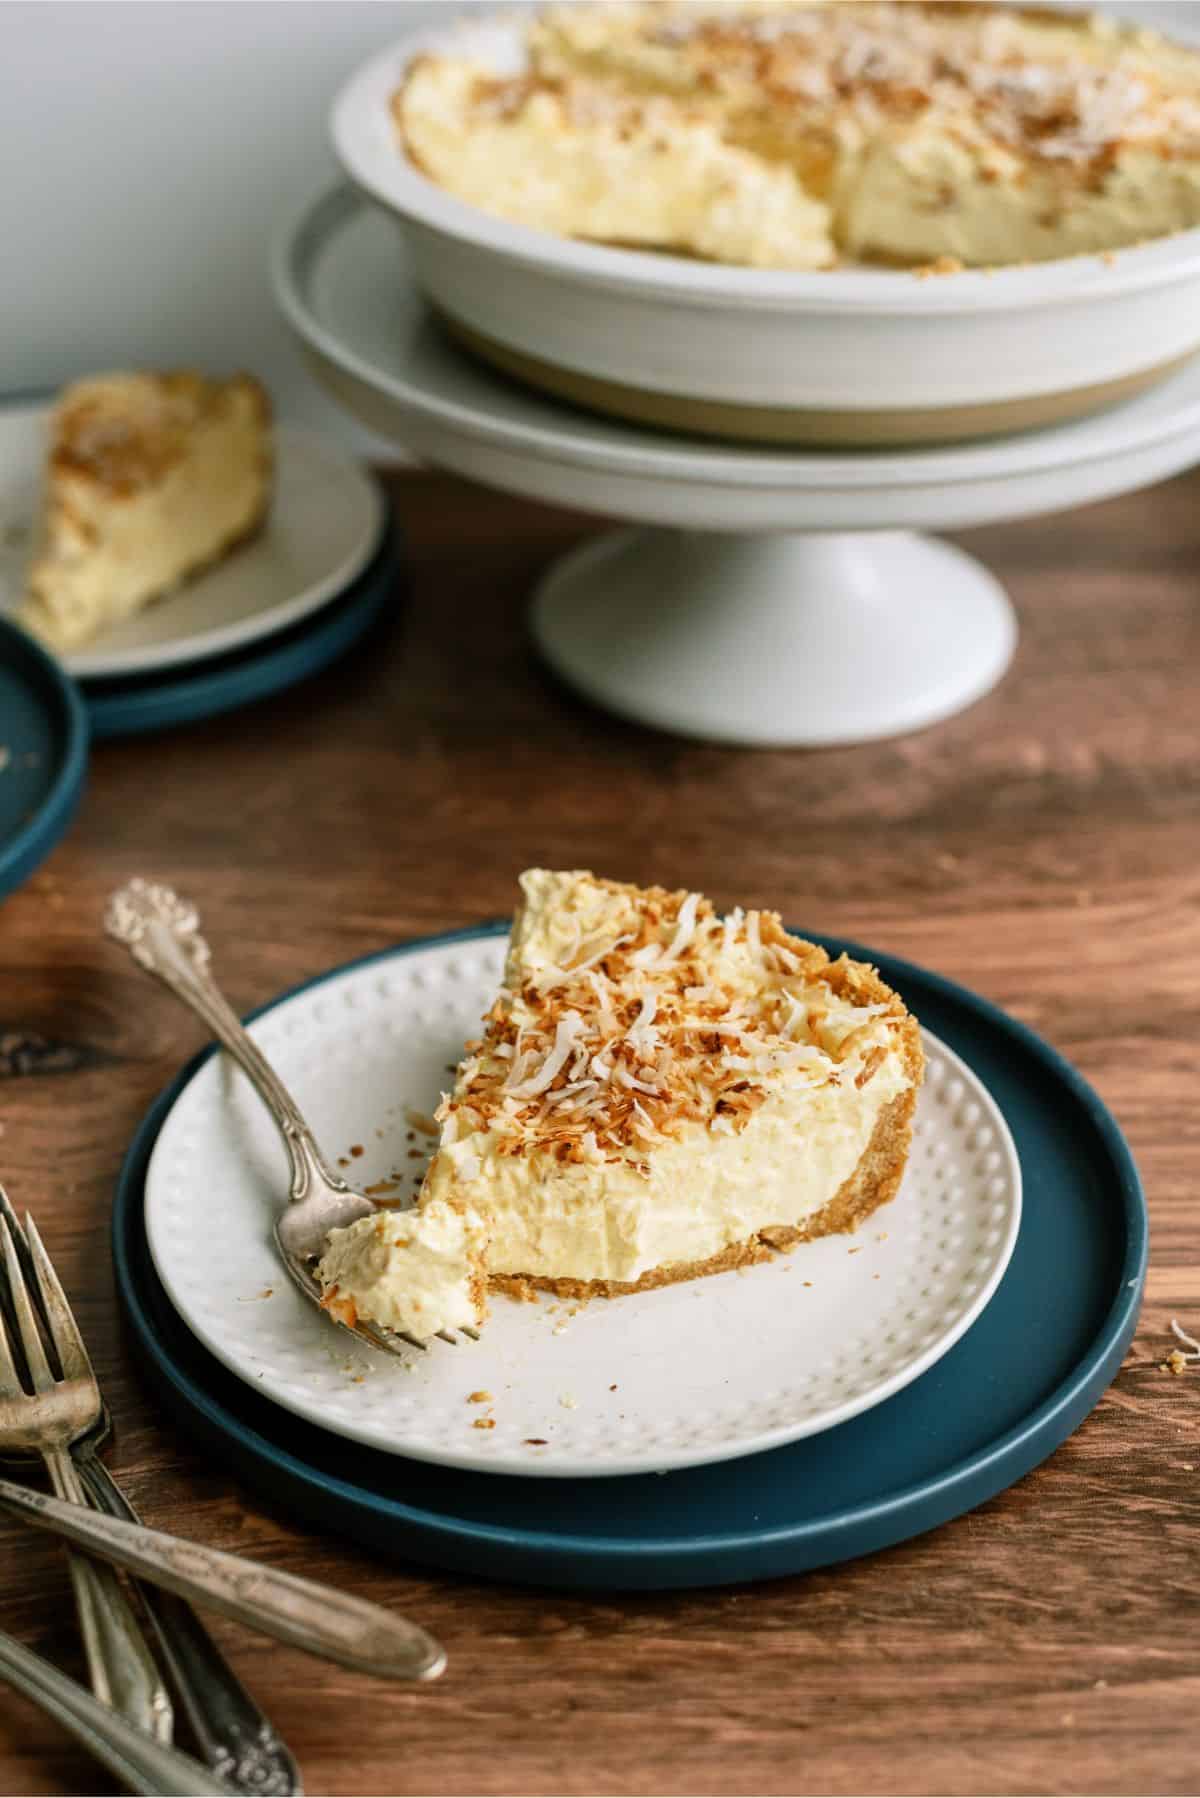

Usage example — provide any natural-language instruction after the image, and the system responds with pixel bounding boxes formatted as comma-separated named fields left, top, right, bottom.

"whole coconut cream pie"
left=395, top=0, right=1200, bottom=270
left=318, top=870, right=924, bottom=1340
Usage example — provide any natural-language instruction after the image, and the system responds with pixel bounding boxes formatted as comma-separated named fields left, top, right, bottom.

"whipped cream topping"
left=435, top=869, right=909, bottom=1171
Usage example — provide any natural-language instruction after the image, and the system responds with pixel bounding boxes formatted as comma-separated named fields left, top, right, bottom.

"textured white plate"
left=0, top=404, right=384, bottom=678
left=145, top=932, right=1022, bottom=1478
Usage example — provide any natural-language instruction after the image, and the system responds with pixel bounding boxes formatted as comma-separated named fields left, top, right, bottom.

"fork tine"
left=0, top=1183, right=19, bottom=1241
left=0, top=1185, right=33, bottom=1309
left=0, top=1220, right=54, bottom=1393
left=0, top=1287, right=25, bottom=1402
left=0, top=1186, right=26, bottom=1401
left=0, top=1186, right=39, bottom=1345
left=23, top=1215, right=94, bottom=1386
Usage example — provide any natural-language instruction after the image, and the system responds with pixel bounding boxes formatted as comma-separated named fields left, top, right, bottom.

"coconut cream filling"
left=317, top=1202, right=485, bottom=1337
left=397, top=3, right=1200, bottom=270
left=424, top=1044, right=910, bottom=1285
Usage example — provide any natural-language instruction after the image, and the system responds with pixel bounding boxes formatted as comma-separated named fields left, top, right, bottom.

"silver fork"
left=0, top=1624, right=242, bottom=1797
left=104, top=878, right=478, bottom=1354
left=0, top=1209, right=446, bottom=1685
left=0, top=1219, right=172, bottom=1745
left=0, top=1188, right=301, bottom=1796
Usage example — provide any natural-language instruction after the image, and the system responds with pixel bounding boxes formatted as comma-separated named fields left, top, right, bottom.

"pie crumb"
left=468, top=1389, right=494, bottom=1404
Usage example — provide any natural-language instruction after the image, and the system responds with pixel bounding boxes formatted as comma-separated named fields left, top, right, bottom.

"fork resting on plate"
left=106, top=877, right=477, bottom=1353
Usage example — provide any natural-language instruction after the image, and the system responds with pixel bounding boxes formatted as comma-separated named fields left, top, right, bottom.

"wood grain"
left=0, top=468, right=1197, bottom=1797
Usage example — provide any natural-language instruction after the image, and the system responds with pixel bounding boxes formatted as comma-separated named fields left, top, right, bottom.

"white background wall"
left=2, top=0, right=1197, bottom=449
left=0, top=1, right=480, bottom=447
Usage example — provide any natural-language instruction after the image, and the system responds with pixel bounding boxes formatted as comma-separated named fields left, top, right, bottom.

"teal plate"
left=113, top=927, right=1146, bottom=1591
left=0, top=615, right=88, bottom=899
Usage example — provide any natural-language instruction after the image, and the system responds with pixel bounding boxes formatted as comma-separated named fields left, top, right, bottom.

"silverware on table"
left=0, top=1475, right=445, bottom=1681
left=0, top=1184, right=302, bottom=1796
left=0, top=1624, right=241, bottom=1798
left=73, top=1444, right=303, bottom=1797
left=105, top=877, right=477, bottom=1356
left=0, top=1199, right=445, bottom=1685
left=0, top=1218, right=172, bottom=1746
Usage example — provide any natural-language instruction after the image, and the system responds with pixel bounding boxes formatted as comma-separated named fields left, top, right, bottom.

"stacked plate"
left=113, top=921, right=1146, bottom=1590
left=0, top=399, right=392, bottom=742
left=0, top=399, right=393, bottom=895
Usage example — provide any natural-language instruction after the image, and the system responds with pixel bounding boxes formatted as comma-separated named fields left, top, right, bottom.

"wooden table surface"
left=1, top=468, right=1197, bottom=1797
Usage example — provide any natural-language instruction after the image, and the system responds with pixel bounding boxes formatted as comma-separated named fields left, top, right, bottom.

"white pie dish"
left=331, top=9, right=1200, bottom=445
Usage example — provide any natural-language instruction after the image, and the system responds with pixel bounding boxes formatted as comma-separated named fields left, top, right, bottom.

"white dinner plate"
left=0, top=403, right=384, bottom=679
left=145, top=928, right=1022, bottom=1479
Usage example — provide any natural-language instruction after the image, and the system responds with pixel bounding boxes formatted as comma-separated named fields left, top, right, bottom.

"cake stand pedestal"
left=533, top=527, right=1014, bottom=747
left=276, top=186, right=1200, bottom=748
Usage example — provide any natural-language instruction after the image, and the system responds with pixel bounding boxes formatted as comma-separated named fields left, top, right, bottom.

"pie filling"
left=395, top=2, right=1200, bottom=271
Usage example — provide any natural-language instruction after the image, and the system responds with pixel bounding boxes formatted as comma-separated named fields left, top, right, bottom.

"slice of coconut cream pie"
left=317, top=870, right=923, bottom=1339
left=20, top=371, right=271, bottom=653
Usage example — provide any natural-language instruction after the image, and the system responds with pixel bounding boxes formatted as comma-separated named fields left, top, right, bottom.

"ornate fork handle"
left=0, top=1625, right=240, bottom=1798
left=105, top=880, right=345, bottom=1204
left=75, top=1447, right=300, bottom=1795
left=0, top=1475, right=445, bottom=1681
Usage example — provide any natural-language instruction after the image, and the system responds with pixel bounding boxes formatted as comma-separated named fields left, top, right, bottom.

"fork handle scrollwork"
left=105, top=879, right=345, bottom=1203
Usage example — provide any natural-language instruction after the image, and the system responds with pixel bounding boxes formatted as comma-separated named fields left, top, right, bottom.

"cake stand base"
left=533, top=527, right=1016, bottom=748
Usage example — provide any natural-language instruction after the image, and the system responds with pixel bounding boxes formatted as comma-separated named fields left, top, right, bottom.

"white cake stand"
left=276, top=187, right=1200, bottom=747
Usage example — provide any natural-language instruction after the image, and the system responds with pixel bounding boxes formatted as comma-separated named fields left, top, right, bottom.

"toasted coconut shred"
left=434, top=885, right=907, bottom=1171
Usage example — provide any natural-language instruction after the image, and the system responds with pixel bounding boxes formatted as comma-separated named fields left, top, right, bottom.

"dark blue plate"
left=83, top=521, right=401, bottom=740
left=113, top=927, right=1146, bottom=1590
left=0, top=615, right=88, bottom=899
